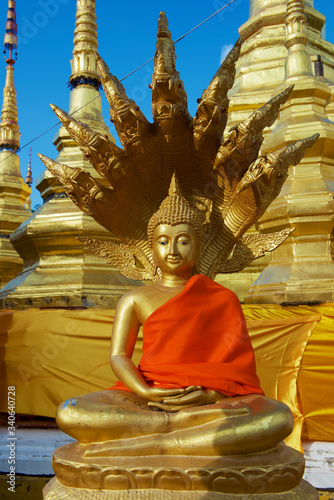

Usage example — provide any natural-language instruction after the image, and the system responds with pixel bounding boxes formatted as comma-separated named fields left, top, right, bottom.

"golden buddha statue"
left=55, top=184, right=292, bottom=455
left=41, top=12, right=319, bottom=499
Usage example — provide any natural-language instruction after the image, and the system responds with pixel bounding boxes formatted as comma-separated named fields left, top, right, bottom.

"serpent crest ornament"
left=38, top=12, right=318, bottom=282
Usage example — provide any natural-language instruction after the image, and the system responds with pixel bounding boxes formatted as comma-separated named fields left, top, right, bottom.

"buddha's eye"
left=158, top=240, right=168, bottom=245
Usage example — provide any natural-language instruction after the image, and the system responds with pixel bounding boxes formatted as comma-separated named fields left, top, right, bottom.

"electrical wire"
left=0, top=0, right=238, bottom=164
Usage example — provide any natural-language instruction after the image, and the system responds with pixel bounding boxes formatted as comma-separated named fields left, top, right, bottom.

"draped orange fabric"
left=114, top=275, right=264, bottom=397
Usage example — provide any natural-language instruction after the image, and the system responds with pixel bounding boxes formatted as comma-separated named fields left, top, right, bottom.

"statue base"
left=42, top=441, right=318, bottom=499
left=43, top=477, right=318, bottom=499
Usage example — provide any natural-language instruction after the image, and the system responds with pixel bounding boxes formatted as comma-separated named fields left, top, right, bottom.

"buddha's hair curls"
left=147, top=192, right=204, bottom=248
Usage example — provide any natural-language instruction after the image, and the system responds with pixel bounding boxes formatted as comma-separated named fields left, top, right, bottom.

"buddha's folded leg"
left=56, top=390, right=169, bottom=443
left=84, top=394, right=294, bottom=457
left=172, top=394, right=294, bottom=456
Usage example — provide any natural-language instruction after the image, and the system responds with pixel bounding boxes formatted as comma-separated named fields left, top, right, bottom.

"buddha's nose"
left=170, top=239, right=179, bottom=255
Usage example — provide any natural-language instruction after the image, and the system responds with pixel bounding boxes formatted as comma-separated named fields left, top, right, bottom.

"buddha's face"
left=152, top=224, right=199, bottom=278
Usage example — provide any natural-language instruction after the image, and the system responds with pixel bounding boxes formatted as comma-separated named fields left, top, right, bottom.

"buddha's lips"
left=167, top=257, right=181, bottom=263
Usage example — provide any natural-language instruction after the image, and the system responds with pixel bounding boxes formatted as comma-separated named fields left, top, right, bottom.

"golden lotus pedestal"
left=42, top=441, right=318, bottom=499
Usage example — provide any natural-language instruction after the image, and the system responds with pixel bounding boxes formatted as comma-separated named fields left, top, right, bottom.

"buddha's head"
left=151, top=223, right=200, bottom=278
left=147, top=178, right=204, bottom=278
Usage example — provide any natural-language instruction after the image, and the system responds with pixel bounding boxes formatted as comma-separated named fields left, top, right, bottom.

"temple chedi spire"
left=228, top=0, right=331, bottom=123
left=220, top=0, right=334, bottom=302
left=70, top=0, right=100, bottom=88
left=0, top=0, right=140, bottom=309
left=24, top=147, right=33, bottom=210
left=241, top=0, right=334, bottom=304
left=45, top=0, right=110, bottom=180
left=0, top=0, right=30, bottom=289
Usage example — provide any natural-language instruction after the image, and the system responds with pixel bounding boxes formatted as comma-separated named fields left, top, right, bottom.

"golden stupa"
left=0, top=0, right=141, bottom=310
left=0, top=0, right=31, bottom=290
left=223, top=0, right=334, bottom=303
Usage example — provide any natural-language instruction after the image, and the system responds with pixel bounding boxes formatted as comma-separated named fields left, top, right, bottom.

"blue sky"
left=0, top=0, right=333, bottom=209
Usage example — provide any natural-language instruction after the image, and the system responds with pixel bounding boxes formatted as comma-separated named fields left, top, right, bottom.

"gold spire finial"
left=250, top=0, right=313, bottom=17
left=25, top=147, right=33, bottom=185
left=284, top=0, right=313, bottom=79
left=3, top=0, right=17, bottom=64
left=69, top=0, right=101, bottom=89
left=0, top=0, right=19, bottom=151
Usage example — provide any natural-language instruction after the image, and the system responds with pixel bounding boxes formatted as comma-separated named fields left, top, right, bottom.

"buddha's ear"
left=152, top=263, right=159, bottom=277
left=194, top=258, right=201, bottom=275
left=151, top=246, right=158, bottom=274
left=151, top=263, right=162, bottom=283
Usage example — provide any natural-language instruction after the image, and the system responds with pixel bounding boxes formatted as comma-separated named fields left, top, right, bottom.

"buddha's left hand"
left=147, top=389, right=226, bottom=411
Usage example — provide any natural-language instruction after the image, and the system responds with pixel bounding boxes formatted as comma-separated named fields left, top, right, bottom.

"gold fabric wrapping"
left=0, top=305, right=333, bottom=451
left=245, top=314, right=321, bottom=450
left=243, top=304, right=334, bottom=445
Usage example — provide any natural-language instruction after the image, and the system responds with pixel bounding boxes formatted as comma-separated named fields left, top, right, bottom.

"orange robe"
left=114, top=274, right=264, bottom=397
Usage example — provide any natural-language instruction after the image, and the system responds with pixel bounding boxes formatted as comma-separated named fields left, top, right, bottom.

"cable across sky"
left=0, top=0, right=238, bottom=163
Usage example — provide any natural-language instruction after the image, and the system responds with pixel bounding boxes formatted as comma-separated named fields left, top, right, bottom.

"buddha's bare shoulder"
left=119, top=283, right=156, bottom=304
left=116, top=283, right=180, bottom=324
left=115, top=284, right=158, bottom=315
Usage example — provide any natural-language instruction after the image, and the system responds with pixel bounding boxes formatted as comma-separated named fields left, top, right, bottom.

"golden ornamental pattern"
left=38, top=12, right=318, bottom=281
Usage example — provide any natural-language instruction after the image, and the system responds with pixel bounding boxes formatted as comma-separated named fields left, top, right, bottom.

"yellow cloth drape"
left=245, top=313, right=321, bottom=450
left=242, top=304, right=334, bottom=445
left=0, top=304, right=333, bottom=451
left=0, top=309, right=118, bottom=417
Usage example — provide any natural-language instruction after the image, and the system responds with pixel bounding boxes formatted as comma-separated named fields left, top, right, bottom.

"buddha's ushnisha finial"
left=69, top=0, right=101, bottom=90
left=25, top=147, right=33, bottom=186
left=285, top=0, right=313, bottom=79
left=0, top=0, right=19, bottom=151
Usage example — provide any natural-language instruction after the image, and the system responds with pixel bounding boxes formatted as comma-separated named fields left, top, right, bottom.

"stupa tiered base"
left=42, top=442, right=318, bottom=499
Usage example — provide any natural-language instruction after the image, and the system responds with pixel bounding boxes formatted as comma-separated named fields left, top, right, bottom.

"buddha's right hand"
left=141, top=385, right=201, bottom=402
